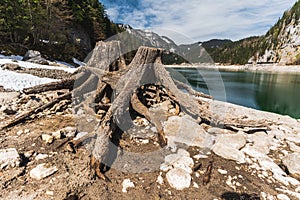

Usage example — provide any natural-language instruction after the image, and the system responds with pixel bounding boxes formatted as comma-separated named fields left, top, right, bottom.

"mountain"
left=0, top=0, right=123, bottom=61
left=255, top=0, right=300, bottom=65
left=205, top=0, right=300, bottom=65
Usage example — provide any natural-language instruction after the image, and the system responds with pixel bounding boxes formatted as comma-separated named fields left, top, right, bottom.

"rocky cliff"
left=256, top=1, right=300, bottom=65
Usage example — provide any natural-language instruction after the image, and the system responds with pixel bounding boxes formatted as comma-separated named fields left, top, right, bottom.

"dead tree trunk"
left=92, top=46, right=212, bottom=176
left=85, top=40, right=126, bottom=71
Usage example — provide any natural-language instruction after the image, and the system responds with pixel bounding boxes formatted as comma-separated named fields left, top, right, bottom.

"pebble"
left=30, top=163, right=58, bottom=180
left=0, top=148, right=21, bottom=169
left=35, top=154, right=49, bottom=160
left=16, top=130, right=23, bottom=136
left=156, top=173, right=164, bottom=185
left=52, top=131, right=62, bottom=139
left=24, top=150, right=35, bottom=158
left=217, top=169, right=228, bottom=175
left=122, top=179, right=135, bottom=193
left=193, top=182, right=199, bottom=188
left=41, top=134, right=54, bottom=144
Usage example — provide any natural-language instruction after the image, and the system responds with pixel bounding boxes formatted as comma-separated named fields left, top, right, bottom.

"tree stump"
left=85, top=40, right=126, bottom=71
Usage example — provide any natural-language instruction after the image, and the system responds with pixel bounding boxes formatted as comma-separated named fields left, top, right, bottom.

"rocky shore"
left=165, top=64, right=300, bottom=74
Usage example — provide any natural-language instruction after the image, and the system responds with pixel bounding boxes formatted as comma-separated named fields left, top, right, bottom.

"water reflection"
left=168, top=68, right=300, bottom=119
left=254, top=72, right=300, bottom=119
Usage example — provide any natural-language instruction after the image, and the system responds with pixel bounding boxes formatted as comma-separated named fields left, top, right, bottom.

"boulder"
left=23, top=50, right=49, bottom=65
left=214, top=131, right=247, bottom=150
left=163, top=115, right=215, bottom=148
left=23, top=50, right=42, bottom=60
left=212, top=143, right=245, bottom=163
left=282, top=153, right=300, bottom=178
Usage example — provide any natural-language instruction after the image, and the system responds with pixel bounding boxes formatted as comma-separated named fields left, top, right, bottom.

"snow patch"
left=0, top=69, right=57, bottom=91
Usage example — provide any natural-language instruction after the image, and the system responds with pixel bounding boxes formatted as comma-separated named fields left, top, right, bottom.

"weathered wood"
left=130, top=92, right=167, bottom=146
left=1, top=92, right=71, bottom=130
left=23, top=77, right=75, bottom=94
left=85, top=40, right=126, bottom=71
left=111, top=46, right=206, bottom=130
left=174, top=79, right=213, bottom=99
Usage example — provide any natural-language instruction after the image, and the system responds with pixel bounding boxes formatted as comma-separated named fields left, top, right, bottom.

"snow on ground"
left=0, top=69, right=57, bottom=91
left=0, top=59, right=77, bottom=73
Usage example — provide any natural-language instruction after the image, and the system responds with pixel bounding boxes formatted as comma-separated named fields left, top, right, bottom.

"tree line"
left=0, top=0, right=123, bottom=61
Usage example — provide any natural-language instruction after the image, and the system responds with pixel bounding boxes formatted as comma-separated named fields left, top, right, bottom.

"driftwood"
left=2, top=92, right=71, bottom=130
left=23, top=78, right=75, bottom=94
left=174, top=79, right=213, bottom=99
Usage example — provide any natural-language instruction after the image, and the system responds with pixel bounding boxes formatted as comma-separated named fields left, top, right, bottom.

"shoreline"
left=165, top=64, right=300, bottom=74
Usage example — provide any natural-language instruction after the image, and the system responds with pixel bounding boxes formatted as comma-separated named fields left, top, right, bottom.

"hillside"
left=0, top=0, right=123, bottom=61
left=205, top=0, right=300, bottom=65
left=257, top=0, right=300, bottom=65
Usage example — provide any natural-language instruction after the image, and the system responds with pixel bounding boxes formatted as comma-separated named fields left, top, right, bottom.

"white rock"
left=214, top=132, right=247, bottom=149
left=73, top=132, right=88, bottom=140
left=193, top=154, right=209, bottom=159
left=24, top=150, right=34, bottom=158
left=52, top=131, right=62, bottom=140
left=193, top=182, right=199, bottom=188
left=207, top=127, right=230, bottom=135
left=0, top=148, right=21, bottom=169
left=277, top=194, right=290, bottom=200
left=242, top=145, right=267, bottom=159
left=285, top=135, right=300, bottom=144
left=218, top=169, right=228, bottom=175
left=163, top=115, right=215, bottom=148
left=46, top=191, right=54, bottom=196
left=16, top=130, right=23, bottom=136
left=122, top=179, right=135, bottom=193
left=163, top=152, right=194, bottom=174
left=212, top=143, right=245, bottom=163
left=248, top=132, right=272, bottom=154
left=288, top=142, right=300, bottom=153
left=276, top=188, right=300, bottom=199
left=61, top=126, right=77, bottom=138
left=282, top=153, right=300, bottom=177
left=30, top=163, right=58, bottom=180
left=177, top=149, right=190, bottom=157
left=156, top=173, right=164, bottom=185
left=172, top=156, right=194, bottom=174
left=35, top=154, right=48, bottom=160
left=41, top=134, right=54, bottom=144
left=166, top=168, right=191, bottom=190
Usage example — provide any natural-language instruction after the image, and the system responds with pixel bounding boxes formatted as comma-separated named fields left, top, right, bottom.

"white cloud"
left=104, top=0, right=297, bottom=44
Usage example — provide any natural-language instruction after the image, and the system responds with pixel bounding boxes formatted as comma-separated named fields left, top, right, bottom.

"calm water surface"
left=167, top=68, right=300, bottom=119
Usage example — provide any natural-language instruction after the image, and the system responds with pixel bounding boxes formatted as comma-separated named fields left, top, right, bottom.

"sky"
left=100, top=0, right=297, bottom=44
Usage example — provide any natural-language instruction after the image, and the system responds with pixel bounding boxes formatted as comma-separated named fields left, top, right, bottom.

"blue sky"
left=100, top=0, right=297, bottom=44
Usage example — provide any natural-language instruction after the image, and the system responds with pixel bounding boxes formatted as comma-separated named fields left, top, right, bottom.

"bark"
left=85, top=40, right=126, bottom=71
left=23, top=77, right=75, bottom=94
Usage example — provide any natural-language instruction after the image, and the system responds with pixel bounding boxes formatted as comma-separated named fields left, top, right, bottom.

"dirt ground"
left=0, top=112, right=283, bottom=200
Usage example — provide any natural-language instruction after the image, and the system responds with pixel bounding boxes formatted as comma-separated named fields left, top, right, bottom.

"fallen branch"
left=1, top=92, right=71, bottom=130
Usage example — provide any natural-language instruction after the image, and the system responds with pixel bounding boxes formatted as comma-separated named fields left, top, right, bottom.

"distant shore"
left=164, top=64, right=300, bottom=74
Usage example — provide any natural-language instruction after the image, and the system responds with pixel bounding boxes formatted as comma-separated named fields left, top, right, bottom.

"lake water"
left=167, top=68, right=300, bottom=119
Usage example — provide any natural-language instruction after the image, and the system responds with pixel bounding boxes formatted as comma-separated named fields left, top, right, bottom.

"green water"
left=168, top=68, right=300, bottom=119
